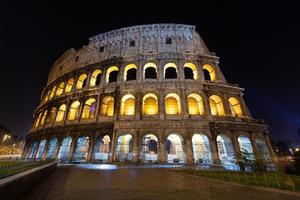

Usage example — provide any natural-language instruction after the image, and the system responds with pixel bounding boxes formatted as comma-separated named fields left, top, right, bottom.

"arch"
left=143, top=93, right=158, bottom=115
left=203, top=64, right=217, bottom=81
left=124, top=64, right=137, bottom=81
left=94, top=135, right=110, bottom=162
left=44, top=90, right=51, bottom=103
left=115, top=134, right=133, bottom=161
left=36, top=139, right=46, bottom=160
left=164, top=63, right=177, bottom=79
left=106, top=66, right=119, bottom=83
left=46, top=107, right=57, bottom=124
left=217, top=134, right=236, bottom=168
left=100, top=96, right=114, bottom=117
left=144, top=63, right=157, bottom=79
left=81, top=98, right=96, bottom=119
left=28, top=141, right=39, bottom=159
left=58, top=137, right=72, bottom=161
left=166, top=134, right=185, bottom=163
left=56, top=82, right=65, bottom=96
left=76, top=74, right=88, bottom=90
left=188, top=94, right=204, bottom=115
left=40, top=110, right=48, bottom=126
left=165, top=93, right=181, bottom=115
left=238, top=135, right=254, bottom=160
left=55, top=104, right=66, bottom=123
left=184, top=63, right=197, bottom=80
left=228, top=97, right=243, bottom=117
left=209, top=95, right=225, bottom=116
left=65, top=78, right=74, bottom=93
left=46, top=137, right=57, bottom=159
left=73, top=136, right=90, bottom=162
left=256, top=138, right=270, bottom=160
left=68, top=101, right=81, bottom=120
left=34, top=112, right=42, bottom=128
left=90, top=69, right=102, bottom=87
left=120, top=94, right=135, bottom=116
left=141, top=134, right=158, bottom=162
left=49, top=85, right=57, bottom=100
left=192, top=134, right=212, bottom=164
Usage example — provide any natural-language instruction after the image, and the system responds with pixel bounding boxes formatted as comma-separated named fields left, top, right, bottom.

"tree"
left=234, top=149, right=252, bottom=171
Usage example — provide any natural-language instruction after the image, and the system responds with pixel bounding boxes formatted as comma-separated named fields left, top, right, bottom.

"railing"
left=0, top=160, right=54, bottom=179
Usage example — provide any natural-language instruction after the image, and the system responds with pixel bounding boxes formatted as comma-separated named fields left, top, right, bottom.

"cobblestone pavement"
left=20, top=164, right=300, bottom=200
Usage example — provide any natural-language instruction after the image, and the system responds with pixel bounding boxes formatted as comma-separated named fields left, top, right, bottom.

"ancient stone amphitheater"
left=23, top=24, right=276, bottom=168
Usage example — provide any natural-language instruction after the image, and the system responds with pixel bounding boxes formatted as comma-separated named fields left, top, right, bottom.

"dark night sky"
left=0, top=1, right=299, bottom=144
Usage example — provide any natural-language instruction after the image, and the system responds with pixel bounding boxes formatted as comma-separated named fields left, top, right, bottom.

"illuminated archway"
left=65, top=78, right=74, bottom=93
left=43, top=90, right=51, bottom=103
left=192, top=134, right=212, bottom=164
left=46, top=107, right=57, bottom=125
left=100, top=96, right=114, bottom=117
left=68, top=101, right=80, bottom=120
left=58, top=137, right=72, bottom=161
left=36, top=140, right=46, bottom=160
left=49, top=85, right=57, bottom=100
left=46, top=137, right=57, bottom=159
left=115, top=134, right=133, bottom=161
left=40, top=110, right=48, bottom=126
left=120, top=94, right=135, bottom=116
left=90, top=69, right=102, bottom=86
left=165, top=93, right=181, bottom=115
left=76, top=74, right=88, bottom=89
left=188, top=94, right=204, bottom=115
left=184, top=63, right=197, bottom=80
left=164, top=63, right=177, bottom=79
left=238, top=135, right=254, bottom=160
left=56, top=82, right=65, bottom=96
left=34, top=112, right=42, bottom=128
left=228, top=97, right=243, bottom=117
left=143, top=93, right=158, bottom=115
left=94, top=135, right=110, bottom=162
left=166, top=134, right=185, bottom=163
left=55, top=104, right=66, bottom=123
left=256, top=139, right=270, bottom=160
left=141, top=134, right=158, bottom=162
left=73, top=136, right=90, bottom=162
left=81, top=98, right=96, bottom=119
left=209, top=95, right=225, bottom=116
left=144, top=63, right=157, bottom=79
left=106, top=66, right=119, bottom=83
left=203, top=64, right=216, bottom=81
left=217, top=134, right=236, bottom=169
left=124, top=64, right=137, bottom=81
left=28, top=141, right=39, bottom=159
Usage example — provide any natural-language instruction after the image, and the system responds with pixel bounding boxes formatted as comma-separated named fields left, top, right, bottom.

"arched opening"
left=76, top=74, right=88, bottom=90
left=43, top=90, right=51, bottom=103
left=34, top=113, right=42, bottom=128
left=46, top=107, right=57, bottom=125
left=256, top=139, right=270, bottom=160
left=143, top=93, right=158, bottom=115
left=56, top=82, right=65, bottom=96
left=166, top=134, right=185, bottom=163
left=40, top=110, right=48, bottom=126
left=238, top=135, right=254, bottom=160
left=49, top=86, right=57, bottom=100
left=192, top=134, right=212, bottom=164
left=90, top=69, right=102, bottom=87
left=164, top=63, right=177, bottom=79
left=106, top=66, right=119, bottom=83
left=36, top=140, right=46, bottom=160
left=81, top=98, right=96, bottom=119
left=65, top=78, right=74, bottom=93
left=58, top=137, right=72, bottom=161
left=124, top=64, right=137, bottom=81
left=203, top=64, right=216, bottom=81
left=144, top=63, right=157, bottom=79
left=46, top=138, right=57, bottom=159
left=184, top=63, right=197, bottom=80
left=141, top=134, right=158, bottom=162
left=209, top=95, right=225, bottom=116
left=100, top=96, right=114, bottom=117
left=68, top=101, right=81, bottom=121
left=228, top=97, right=243, bottom=117
left=94, top=135, right=110, bottom=162
left=55, top=104, right=66, bottom=123
left=120, top=94, right=135, bottom=116
left=188, top=94, right=204, bottom=115
left=165, top=93, right=181, bottom=115
left=115, top=134, right=133, bottom=161
left=73, top=136, right=90, bottom=162
left=28, top=141, right=39, bottom=159
left=217, top=134, right=236, bottom=169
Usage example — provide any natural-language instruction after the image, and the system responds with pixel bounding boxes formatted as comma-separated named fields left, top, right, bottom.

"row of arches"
left=43, top=63, right=218, bottom=103
left=34, top=94, right=244, bottom=128
left=27, top=133, right=270, bottom=167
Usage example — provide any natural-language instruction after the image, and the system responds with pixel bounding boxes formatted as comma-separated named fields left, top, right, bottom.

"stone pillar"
left=222, top=93, right=231, bottom=116
left=158, top=137, right=166, bottom=164
left=135, top=92, right=141, bottom=120
left=54, top=139, right=62, bottom=160
left=264, top=132, right=278, bottom=162
left=249, top=133, right=259, bottom=154
left=181, top=89, right=189, bottom=119
left=86, top=135, right=94, bottom=162
left=185, top=138, right=193, bottom=164
left=68, top=136, right=77, bottom=161
left=132, top=131, right=140, bottom=163
left=108, top=131, right=115, bottom=163
left=33, top=141, right=40, bottom=160
left=209, top=135, right=221, bottom=165
left=231, top=133, right=241, bottom=156
left=42, top=139, right=50, bottom=160
left=159, top=89, right=165, bottom=120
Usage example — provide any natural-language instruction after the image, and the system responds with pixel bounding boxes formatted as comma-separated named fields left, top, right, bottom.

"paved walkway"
left=20, top=164, right=299, bottom=200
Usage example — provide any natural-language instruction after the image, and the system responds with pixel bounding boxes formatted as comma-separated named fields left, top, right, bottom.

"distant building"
left=0, top=125, right=24, bottom=156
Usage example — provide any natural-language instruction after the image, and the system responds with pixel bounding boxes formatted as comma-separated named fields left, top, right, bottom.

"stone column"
left=231, top=133, right=241, bottom=156
left=185, top=138, right=193, bottom=164
left=249, top=133, right=259, bottom=154
left=135, top=92, right=141, bottom=120
left=264, top=132, right=278, bottom=162
left=222, top=93, right=231, bottom=116
left=159, top=89, right=165, bottom=119
left=158, top=134, right=166, bottom=164
left=68, top=136, right=77, bottom=161
left=181, top=89, right=189, bottom=119
left=42, top=139, right=50, bottom=160
left=33, top=141, right=40, bottom=160
left=132, top=131, right=140, bottom=163
left=86, top=135, right=94, bottom=162
left=54, top=138, right=62, bottom=160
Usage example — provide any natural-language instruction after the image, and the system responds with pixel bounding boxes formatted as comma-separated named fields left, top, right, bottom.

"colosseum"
left=23, top=24, right=276, bottom=169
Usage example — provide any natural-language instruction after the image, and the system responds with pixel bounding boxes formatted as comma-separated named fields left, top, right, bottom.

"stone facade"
left=23, top=24, right=276, bottom=167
